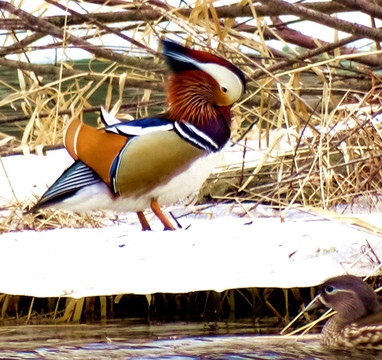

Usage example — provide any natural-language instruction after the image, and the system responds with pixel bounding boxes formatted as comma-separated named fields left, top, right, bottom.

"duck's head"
left=317, top=275, right=382, bottom=325
left=162, top=39, right=246, bottom=126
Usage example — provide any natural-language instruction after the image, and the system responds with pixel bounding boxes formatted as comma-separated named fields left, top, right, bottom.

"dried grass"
left=0, top=198, right=105, bottom=234
left=1, top=1, right=381, bottom=219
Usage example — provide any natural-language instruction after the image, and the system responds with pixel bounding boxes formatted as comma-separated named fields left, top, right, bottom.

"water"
left=0, top=322, right=381, bottom=360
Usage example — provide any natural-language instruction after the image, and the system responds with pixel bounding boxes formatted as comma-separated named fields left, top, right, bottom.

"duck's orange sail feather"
left=63, top=118, right=128, bottom=187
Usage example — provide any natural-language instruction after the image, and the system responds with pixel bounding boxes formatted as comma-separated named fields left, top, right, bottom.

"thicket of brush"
left=0, top=286, right=317, bottom=329
left=1, top=0, right=382, bottom=325
left=1, top=1, right=382, bottom=213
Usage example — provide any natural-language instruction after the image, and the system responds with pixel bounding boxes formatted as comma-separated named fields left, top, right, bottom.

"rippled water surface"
left=0, top=322, right=380, bottom=360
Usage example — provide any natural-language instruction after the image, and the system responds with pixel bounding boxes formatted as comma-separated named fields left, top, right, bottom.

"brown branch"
left=0, top=1, right=159, bottom=68
left=0, top=100, right=165, bottom=125
left=333, top=0, right=382, bottom=20
left=256, top=0, right=382, bottom=42
left=0, top=57, right=164, bottom=92
left=251, top=35, right=362, bottom=80
left=270, top=17, right=336, bottom=50
left=44, top=2, right=352, bottom=26
left=44, top=0, right=157, bottom=56
left=0, top=32, right=45, bottom=57
left=235, top=20, right=382, bottom=70
left=0, top=2, right=351, bottom=31
left=1, top=25, right=144, bottom=59
left=269, top=17, right=382, bottom=68
left=0, top=18, right=26, bottom=30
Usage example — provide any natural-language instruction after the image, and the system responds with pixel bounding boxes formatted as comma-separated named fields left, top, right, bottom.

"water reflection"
left=0, top=322, right=380, bottom=359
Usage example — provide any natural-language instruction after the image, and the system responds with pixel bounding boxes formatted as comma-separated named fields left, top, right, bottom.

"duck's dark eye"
left=221, top=86, right=228, bottom=93
left=325, top=285, right=335, bottom=294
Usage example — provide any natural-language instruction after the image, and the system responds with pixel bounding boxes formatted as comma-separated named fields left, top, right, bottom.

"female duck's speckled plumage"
left=317, top=275, right=382, bottom=348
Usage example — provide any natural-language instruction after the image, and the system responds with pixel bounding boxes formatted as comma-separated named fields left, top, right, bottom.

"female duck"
left=317, top=274, right=382, bottom=348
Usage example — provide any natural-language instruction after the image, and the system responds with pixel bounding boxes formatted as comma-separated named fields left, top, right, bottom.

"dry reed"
left=1, top=1, right=381, bottom=219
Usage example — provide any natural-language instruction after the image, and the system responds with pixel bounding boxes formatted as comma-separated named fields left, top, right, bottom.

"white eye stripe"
left=196, top=62, right=244, bottom=102
left=167, top=51, right=244, bottom=102
left=323, top=287, right=353, bottom=296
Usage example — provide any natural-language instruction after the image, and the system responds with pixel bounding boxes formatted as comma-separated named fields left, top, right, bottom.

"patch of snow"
left=0, top=212, right=381, bottom=297
left=0, top=149, right=73, bottom=204
left=1, top=150, right=382, bottom=297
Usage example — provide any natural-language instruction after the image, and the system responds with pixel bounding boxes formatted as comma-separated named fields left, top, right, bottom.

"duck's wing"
left=27, top=160, right=103, bottom=213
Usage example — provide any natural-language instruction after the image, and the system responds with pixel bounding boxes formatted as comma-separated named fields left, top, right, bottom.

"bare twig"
left=257, top=0, right=382, bottom=42
left=333, top=0, right=382, bottom=20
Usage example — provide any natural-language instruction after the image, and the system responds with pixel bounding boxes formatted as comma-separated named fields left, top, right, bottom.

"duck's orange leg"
left=136, top=211, right=151, bottom=231
left=150, top=200, right=176, bottom=231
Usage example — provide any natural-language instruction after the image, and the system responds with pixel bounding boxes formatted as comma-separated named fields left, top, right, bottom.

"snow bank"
left=1, top=149, right=382, bottom=298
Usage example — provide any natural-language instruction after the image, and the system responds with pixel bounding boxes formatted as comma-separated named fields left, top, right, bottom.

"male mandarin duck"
left=315, top=275, right=382, bottom=348
left=29, top=39, right=246, bottom=230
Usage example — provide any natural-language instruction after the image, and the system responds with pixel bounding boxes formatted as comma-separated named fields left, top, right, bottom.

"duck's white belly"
left=53, top=151, right=222, bottom=213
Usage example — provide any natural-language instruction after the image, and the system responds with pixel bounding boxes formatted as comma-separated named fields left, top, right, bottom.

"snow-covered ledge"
left=1, top=150, right=382, bottom=298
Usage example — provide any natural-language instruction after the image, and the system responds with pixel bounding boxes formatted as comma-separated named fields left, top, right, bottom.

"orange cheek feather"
left=213, top=88, right=230, bottom=106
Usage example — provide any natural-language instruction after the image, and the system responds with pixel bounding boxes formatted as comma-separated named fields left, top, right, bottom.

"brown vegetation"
left=1, top=0, right=382, bottom=211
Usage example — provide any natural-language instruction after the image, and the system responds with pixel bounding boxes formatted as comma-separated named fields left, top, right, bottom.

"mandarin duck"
left=28, top=40, right=246, bottom=230
left=315, top=275, right=382, bottom=349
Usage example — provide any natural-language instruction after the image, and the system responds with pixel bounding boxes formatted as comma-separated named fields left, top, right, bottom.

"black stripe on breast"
left=174, top=121, right=219, bottom=152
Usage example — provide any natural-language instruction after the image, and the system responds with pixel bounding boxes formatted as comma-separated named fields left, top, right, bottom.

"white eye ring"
left=325, top=285, right=336, bottom=294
